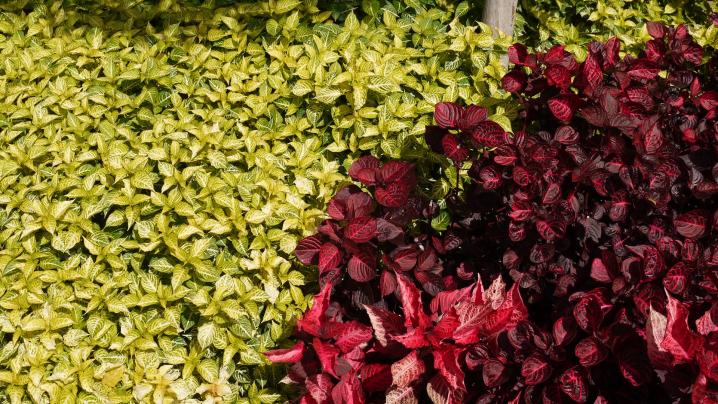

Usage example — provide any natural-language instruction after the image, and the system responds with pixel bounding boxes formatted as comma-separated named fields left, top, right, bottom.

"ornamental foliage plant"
left=270, top=22, right=718, bottom=403
left=516, top=0, right=718, bottom=60
left=0, top=0, right=511, bottom=402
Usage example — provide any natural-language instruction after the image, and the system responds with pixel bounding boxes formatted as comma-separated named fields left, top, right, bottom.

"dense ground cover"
left=0, top=0, right=511, bottom=402
left=516, top=0, right=718, bottom=58
left=273, top=20, right=718, bottom=404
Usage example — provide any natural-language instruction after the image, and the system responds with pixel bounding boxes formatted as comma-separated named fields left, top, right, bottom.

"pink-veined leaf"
left=347, top=253, right=376, bottom=282
left=674, top=210, right=708, bottom=239
left=471, top=120, right=506, bottom=148
left=363, top=304, right=405, bottom=346
left=314, top=337, right=340, bottom=378
left=441, top=133, right=469, bottom=163
left=349, top=156, right=380, bottom=185
left=391, top=350, right=426, bottom=388
left=433, top=345, right=465, bottom=391
left=396, top=274, right=431, bottom=329
left=334, top=321, right=373, bottom=353
left=521, top=353, right=552, bottom=385
left=345, top=216, right=377, bottom=243
left=264, top=341, right=305, bottom=363
left=318, top=242, right=342, bottom=273
left=434, top=102, right=463, bottom=129
left=296, top=235, right=323, bottom=265
left=375, top=183, right=411, bottom=208
left=548, top=95, right=576, bottom=122
left=360, top=364, right=392, bottom=392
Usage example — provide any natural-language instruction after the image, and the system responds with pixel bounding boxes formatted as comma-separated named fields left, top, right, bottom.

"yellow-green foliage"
left=0, top=0, right=509, bottom=402
left=516, top=0, right=718, bottom=59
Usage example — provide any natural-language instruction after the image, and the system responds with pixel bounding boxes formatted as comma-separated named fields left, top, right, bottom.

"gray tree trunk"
left=482, top=0, right=518, bottom=66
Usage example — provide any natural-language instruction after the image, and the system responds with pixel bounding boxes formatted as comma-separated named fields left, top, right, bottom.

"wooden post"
left=482, top=0, right=518, bottom=66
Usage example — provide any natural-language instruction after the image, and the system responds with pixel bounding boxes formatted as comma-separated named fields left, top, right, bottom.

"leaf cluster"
left=0, top=0, right=510, bottom=402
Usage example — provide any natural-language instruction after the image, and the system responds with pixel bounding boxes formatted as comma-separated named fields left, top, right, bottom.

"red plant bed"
left=267, top=22, right=718, bottom=404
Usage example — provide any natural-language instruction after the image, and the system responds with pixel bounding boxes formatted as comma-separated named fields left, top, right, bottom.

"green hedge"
left=0, top=1, right=510, bottom=402
left=516, top=0, right=718, bottom=59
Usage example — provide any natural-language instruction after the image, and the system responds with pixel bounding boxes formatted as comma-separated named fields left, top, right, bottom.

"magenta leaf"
left=264, top=341, right=305, bottom=363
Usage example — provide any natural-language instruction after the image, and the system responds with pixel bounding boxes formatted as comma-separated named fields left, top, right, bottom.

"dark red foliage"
left=267, top=22, right=718, bottom=404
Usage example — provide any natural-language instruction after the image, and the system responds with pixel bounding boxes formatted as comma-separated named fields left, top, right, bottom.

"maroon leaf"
left=360, top=364, right=392, bottom=392
left=482, top=359, right=509, bottom=387
left=553, top=316, right=577, bottom=346
left=502, top=70, right=527, bottom=93
left=375, top=183, right=410, bottom=208
left=548, top=95, right=576, bottom=121
left=376, top=219, right=403, bottom=242
left=459, top=105, right=488, bottom=132
left=364, top=304, right=405, bottom=346
left=385, top=386, right=418, bottom=404
left=582, top=52, right=603, bottom=88
left=331, top=370, right=364, bottom=404
left=559, top=367, right=588, bottom=403
left=380, top=269, right=398, bottom=296
left=306, top=374, right=334, bottom=404
left=441, top=133, right=469, bottom=163
left=296, top=235, right=323, bottom=265
left=318, top=242, right=342, bottom=273
left=347, top=253, right=376, bottom=282
left=698, top=91, right=718, bottom=111
left=646, top=22, right=666, bottom=38
left=590, top=257, right=614, bottom=283
left=345, top=216, right=377, bottom=243
left=536, top=219, right=565, bottom=242
left=545, top=65, right=571, bottom=89
left=663, top=262, right=689, bottom=295
left=508, top=43, right=529, bottom=65
left=471, top=120, right=506, bottom=148
left=346, top=192, right=374, bottom=219
left=521, top=353, right=552, bottom=385
left=298, top=282, right=333, bottom=337
left=574, top=337, right=607, bottom=367
left=349, top=156, right=380, bottom=185
left=434, top=102, right=463, bottom=129
left=479, top=166, right=503, bottom=190
left=554, top=125, right=579, bottom=145
left=314, top=337, right=340, bottom=377
left=674, top=210, right=708, bottom=239
left=660, top=294, right=700, bottom=364
left=380, top=161, right=415, bottom=185
left=512, top=166, right=531, bottom=187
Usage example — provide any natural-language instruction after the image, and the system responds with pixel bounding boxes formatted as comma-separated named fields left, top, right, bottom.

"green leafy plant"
left=515, top=0, right=718, bottom=59
left=0, top=0, right=510, bottom=402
